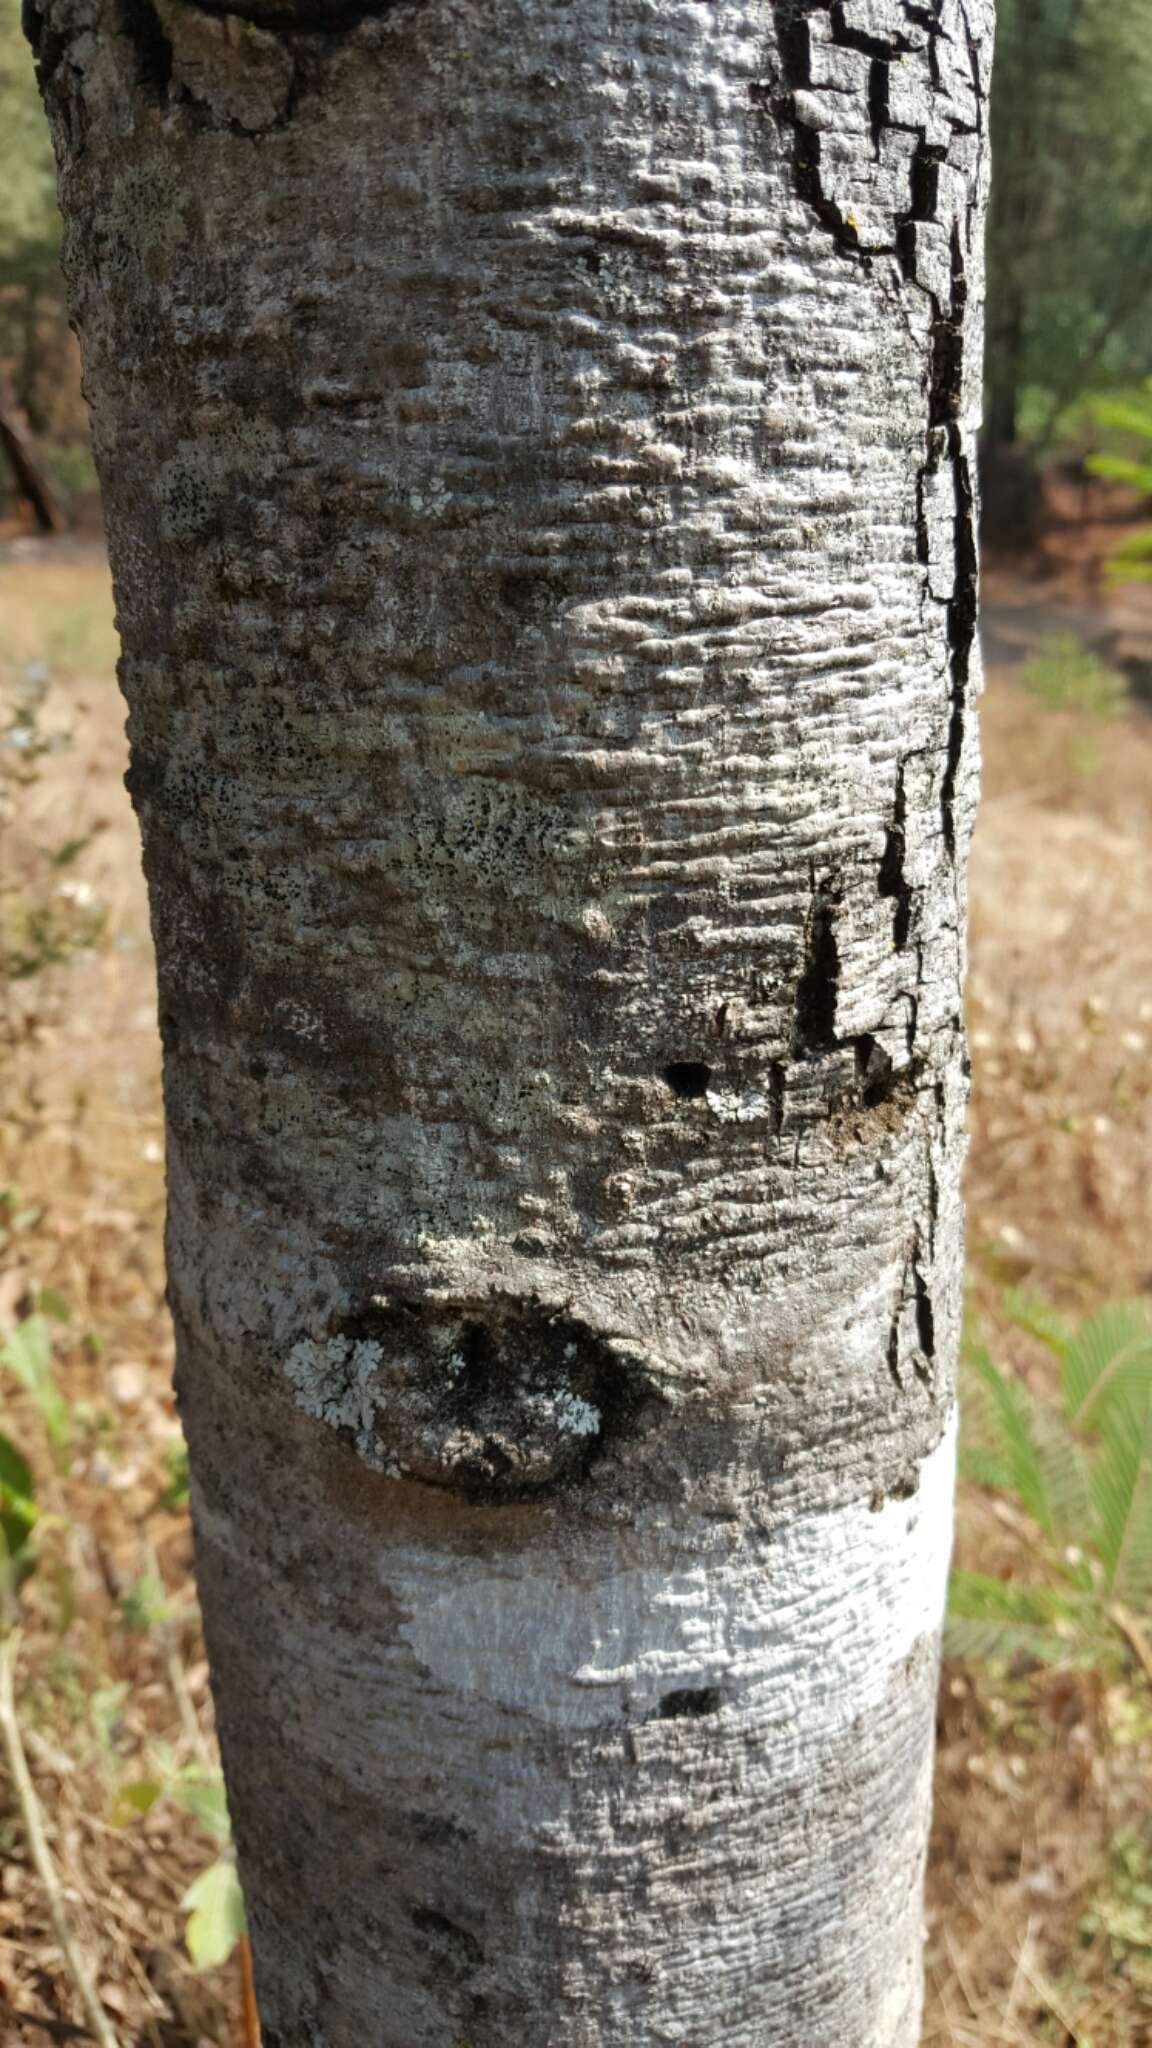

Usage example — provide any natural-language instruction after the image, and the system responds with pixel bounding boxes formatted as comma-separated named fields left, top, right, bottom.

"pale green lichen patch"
left=526, top=1388, right=601, bottom=1437
left=281, top=1300, right=655, bottom=1500
left=284, top=1334, right=386, bottom=1464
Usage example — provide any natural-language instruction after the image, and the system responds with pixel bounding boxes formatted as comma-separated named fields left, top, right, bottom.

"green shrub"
left=949, top=1297, right=1152, bottom=1674
left=1018, top=634, right=1128, bottom=717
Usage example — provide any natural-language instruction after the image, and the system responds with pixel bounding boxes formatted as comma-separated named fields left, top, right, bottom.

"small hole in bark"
left=914, top=1271, right=936, bottom=1362
left=659, top=1686, right=722, bottom=1719
left=855, top=1033, right=894, bottom=1107
left=662, top=1061, right=711, bottom=1100
left=410, top=1907, right=484, bottom=1976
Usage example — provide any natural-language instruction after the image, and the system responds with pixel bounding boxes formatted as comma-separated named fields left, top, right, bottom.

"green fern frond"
left=948, top=1570, right=1075, bottom=1624
left=1108, top=527, right=1152, bottom=563
left=1061, top=1300, right=1152, bottom=1426
left=1084, top=453, right=1152, bottom=492
left=1087, top=384, right=1152, bottom=440
left=1001, top=1288, right=1073, bottom=1359
left=947, top=1572, right=1120, bottom=1669
left=959, top=1445, right=1018, bottom=1496
left=944, top=1616, right=1112, bottom=1667
left=945, top=1616, right=1122, bottom=1667
left=963, top=1340, right=1053, bottom=1533
left=1096, top=1393, right=1152, bottom=1603
left=1031, top=1405, right=1095, bottom=1549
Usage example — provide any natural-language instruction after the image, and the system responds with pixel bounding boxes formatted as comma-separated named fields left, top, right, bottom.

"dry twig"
left=0, top=1628, right=121, bottom=2048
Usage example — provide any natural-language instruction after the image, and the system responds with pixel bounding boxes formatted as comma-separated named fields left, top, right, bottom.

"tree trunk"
left=32, top=0, right=992, bottom=2040
left=0, top=366, right=62, bottom=533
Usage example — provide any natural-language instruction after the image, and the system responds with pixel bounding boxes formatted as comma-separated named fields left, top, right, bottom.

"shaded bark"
left=33, top=0, right=992, bottom=2040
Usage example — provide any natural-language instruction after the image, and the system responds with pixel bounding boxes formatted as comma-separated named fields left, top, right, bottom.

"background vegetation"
left=0, top=3, right=95, bottom=522
left=987, top=0, right=1152, bottom=452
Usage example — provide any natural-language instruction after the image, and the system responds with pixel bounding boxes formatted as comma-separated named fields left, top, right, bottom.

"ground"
left=1, top=525, right=1150, bottom=2045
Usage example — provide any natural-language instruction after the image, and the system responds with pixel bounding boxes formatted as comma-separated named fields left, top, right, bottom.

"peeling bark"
left=32, top=0, right=992, bottom=2039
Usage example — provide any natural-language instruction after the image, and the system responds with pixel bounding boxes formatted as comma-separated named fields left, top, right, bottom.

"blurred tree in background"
left=0, top=1, right=93, bottom=518
left=3, top=0, right=1152, bottom=522
left=986, top=0, right=1152, bottom=459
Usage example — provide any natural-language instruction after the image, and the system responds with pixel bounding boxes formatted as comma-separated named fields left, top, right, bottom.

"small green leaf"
left=160, top=1438, right=190, bottom=1511
left=112, top=1777, right=164, bottom=1824
left=119, top=1568, right=169, bottom=1634
left=37, top=1286, right=72, bottom=1324
left=182, top=1856, right=247, bottom=1971
left=175, top=1769, right=232, bottom=1842
left=46, top=835, right=93, bottom=868
left=0, top=1433, right=36, bottom=1501
left=0, top=1315, right=70, bottom=1454
left=0, top=1430, right=38, bottom=1560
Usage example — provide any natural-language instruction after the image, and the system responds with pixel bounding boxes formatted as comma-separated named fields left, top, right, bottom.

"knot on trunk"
left=285, top=1298, right=661, bottom=1501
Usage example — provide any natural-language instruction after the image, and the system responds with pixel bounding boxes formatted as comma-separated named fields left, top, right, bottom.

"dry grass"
left=1, top=543, right=233, bottom=2046
left=1, top=539, right=1151, bottom=2044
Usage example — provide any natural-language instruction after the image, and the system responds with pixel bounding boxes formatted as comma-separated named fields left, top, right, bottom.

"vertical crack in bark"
left=791, top=877, right=841, bottom=1055
left=941, top=413, right=978, bottom=858
left=767, top=0, right=984, bottom=871
left=118, top=0, right=175, bottom=96
left=765, top=9, right=867, bottom=259
left=912, top=1252, right=936, bottom=1372
left=768, top=1058, right=787, bottom=1135
left=887, top=1238, right=937, bottom=1388
left=878, top=757, right=913, bottom=951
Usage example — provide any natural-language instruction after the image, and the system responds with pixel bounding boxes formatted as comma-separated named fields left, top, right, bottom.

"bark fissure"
left=791, top=875, right=842, bottom=1056
left=769, top=0, right=983, bottom=876
left=120, top=0, right=174, bottom=96
left=878, top=757, right=913, bottom=951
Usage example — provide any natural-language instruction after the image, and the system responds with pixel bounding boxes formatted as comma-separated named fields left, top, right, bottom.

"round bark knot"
left=284, top=1298, right=659, bottom=1501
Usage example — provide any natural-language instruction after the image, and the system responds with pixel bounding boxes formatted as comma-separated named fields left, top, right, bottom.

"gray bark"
left=31, top=0, right=992, bottom=2040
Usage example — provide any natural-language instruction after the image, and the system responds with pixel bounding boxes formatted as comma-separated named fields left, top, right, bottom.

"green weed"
left=949, top=1296, right=1152, bottom=1673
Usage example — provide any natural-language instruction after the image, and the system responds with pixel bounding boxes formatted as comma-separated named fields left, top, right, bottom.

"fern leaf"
left=1093, top=1390, right=1152, bottom=1601
left=1001, top=1288, right=1073, bottom=1360
left=959, top=1445, right=1018, bottom=1495
left=1109, top=528, right=1152, bottom=564
left=947, top=1570, right=1070, bottom=1623
left=1084, top=453, right=1152, bottom=491
left=1031, top=1404, right=1094, bottom=1546
left=1087, top=387, right=1152, bottom=439
left=947, top=1573, right=1119, bottom=1669
left=963, top=1341, right=1053, bottom=1533
left=1061, top=1301, right=1152, bottom=1427
left=944, top=1616, right=1107, bottom=1667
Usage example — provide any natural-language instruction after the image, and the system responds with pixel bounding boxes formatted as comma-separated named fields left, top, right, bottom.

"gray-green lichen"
left=284, top=1335, right=386, bottom=1465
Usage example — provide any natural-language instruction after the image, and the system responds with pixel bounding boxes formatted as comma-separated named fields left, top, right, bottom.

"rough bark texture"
left=33, top=0, right=992, bottom=2039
